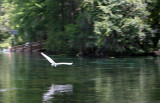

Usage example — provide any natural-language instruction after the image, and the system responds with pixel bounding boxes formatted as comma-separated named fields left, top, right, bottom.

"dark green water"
left=0, top=52, right=160, bottom=103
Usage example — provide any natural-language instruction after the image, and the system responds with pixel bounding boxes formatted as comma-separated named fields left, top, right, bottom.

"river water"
left=0, top=52, right=160, bottom=103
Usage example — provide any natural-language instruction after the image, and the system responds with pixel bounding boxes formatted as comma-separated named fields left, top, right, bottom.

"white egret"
left=41, top=52, right=73, bottom=67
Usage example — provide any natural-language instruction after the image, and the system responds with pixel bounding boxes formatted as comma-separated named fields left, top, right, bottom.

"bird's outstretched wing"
left=56, top=63, right=73, bottom=65
left=41, top=52, right=55, bottom=64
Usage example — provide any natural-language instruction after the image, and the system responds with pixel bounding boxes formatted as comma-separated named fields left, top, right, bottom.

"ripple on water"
left=0, top=88, right=23, bottom=92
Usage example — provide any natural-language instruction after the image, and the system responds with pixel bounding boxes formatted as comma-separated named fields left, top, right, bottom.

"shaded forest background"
left=0, top=0, right=160, bottom=57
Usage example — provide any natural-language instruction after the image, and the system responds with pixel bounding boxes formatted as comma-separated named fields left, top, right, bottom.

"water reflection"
left=43, top=84, right=73, bottom=102
left=94, top=57, right=160, bottom=103
left=1, top=52, right=160, bottom=103
left=0, top=88, right=22, bottom=92
left=0, top=52, right=18, bottom=103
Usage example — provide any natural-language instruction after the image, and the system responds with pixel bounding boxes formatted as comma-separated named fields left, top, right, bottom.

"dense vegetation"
left=0, top=0, right=160, bottom=56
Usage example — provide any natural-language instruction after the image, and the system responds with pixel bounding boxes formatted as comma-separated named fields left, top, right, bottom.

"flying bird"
left=41, top=52, right=73, bottom=67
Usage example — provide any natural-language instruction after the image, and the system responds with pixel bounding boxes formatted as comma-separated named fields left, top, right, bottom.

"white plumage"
left=41, top=52, right=73, bottom=67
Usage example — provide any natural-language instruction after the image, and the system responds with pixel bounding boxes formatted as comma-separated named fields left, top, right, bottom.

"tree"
left=0, top=0, right=15, bottom=47
left=45, top=0, right=78, bottom=53
left=148, top=0, right=160, bottom=49
left=11, top=0, right=47, bottom=43
left=0, top=0, right=156, bottom=56
left=94, top=0, right=153, bottom=55
left=62, top=0, right=98, bottom=56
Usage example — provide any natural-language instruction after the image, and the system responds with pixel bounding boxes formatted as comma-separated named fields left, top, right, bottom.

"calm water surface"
left=0, top=52, right=160, bottom=103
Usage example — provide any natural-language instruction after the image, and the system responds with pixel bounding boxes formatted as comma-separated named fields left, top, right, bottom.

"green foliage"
left=0, top=0, right=15, bottom=47
left=46, top=31, right=71, bottom=54
left=94, top=0, right=153, bottom=54
left=0, top=33, right=13, bottom=48
left=0, top=31, right=11, bottom=48
left=12, top=0, right=46, bottom=42
left=0, top=0, right=158, bottom=56
left=148, top=0, right=160, bottom=48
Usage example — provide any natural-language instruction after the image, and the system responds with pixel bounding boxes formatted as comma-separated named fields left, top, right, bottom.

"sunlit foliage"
left=94, top=0, right=153, bottom=54
left=0, top=0, right=158, bottom=56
